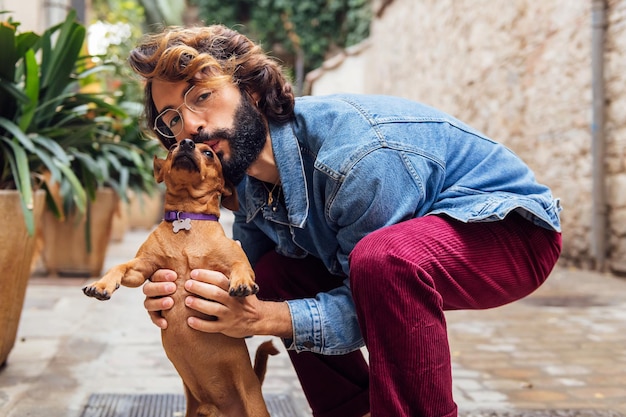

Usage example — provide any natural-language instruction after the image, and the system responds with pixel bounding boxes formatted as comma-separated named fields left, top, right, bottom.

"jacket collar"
left=243, top=120, right=309, bottom=228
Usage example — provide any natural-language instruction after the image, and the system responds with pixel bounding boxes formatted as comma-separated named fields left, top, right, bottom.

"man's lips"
left=201, top=139, right=227, bottom=161
left=192, top=137, right=226, bottom=161
left=203, top=139, right=220, bottom=153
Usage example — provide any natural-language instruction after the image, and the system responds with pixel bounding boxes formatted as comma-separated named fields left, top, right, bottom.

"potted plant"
left=40, top=98, right=162, bottom=276
left=26, top=13, right=162, bottom=277
left=0, top=12, right=86, bottom=367
left=0, top=10, right=160, bottom=365
left=40, top=97, right=163, bottom=277
left=87, top=11, right=165, bottom=235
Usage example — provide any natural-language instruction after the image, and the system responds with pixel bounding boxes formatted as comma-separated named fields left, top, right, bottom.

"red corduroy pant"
left=254, top=213, right=562, bottom=417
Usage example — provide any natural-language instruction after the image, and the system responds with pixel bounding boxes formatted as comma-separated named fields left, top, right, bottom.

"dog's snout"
left=180, top=138, right=195, bottom=151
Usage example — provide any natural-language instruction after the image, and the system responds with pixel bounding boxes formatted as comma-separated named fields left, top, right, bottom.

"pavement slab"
left=0, top=216, right=625, bottom=416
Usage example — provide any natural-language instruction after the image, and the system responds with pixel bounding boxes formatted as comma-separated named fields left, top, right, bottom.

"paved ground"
left=0, top=213, right=625, bottom=416
left=448, top=267, right=626, bottom=415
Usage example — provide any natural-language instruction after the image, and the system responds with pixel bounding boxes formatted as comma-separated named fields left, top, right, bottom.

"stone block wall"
left=308, top=0, right=626, bottom=273
left=604, top=0, right=626, bottom=273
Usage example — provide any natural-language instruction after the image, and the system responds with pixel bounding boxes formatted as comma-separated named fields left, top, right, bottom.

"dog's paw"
left=229, top=282, right=259, bottom=297
left=82, top=282, right=120, bottom=301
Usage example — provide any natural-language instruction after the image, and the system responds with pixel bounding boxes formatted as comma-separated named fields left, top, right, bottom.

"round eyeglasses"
left=153, top=85, right=213, bottom=138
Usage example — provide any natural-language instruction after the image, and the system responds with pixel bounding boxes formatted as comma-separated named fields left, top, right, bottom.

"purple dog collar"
left=163, top=211, right=219, bottom=222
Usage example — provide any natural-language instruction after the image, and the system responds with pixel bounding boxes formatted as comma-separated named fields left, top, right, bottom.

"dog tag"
left=172, top=218, right=192, bottom=233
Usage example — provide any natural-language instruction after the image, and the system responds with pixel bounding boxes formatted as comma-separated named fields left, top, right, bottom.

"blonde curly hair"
left=128, top=25, right=295, bottom=147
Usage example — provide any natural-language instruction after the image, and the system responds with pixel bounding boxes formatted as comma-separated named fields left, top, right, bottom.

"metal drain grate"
left=264, top=394, right=303, bottom=417
left=80, top=394, right=185, bottom=417
left=80, top=393, right=303, bottom=417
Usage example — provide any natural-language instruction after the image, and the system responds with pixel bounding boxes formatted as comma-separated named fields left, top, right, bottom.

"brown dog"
left=83, top=138, right=277, bottom=417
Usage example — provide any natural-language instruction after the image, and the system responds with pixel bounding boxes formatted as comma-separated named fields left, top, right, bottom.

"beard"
left=195, top=91, right=268, bottom=185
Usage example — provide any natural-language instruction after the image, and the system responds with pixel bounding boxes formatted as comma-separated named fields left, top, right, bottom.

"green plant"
left=190, top=0, right=372, bottom=92
left=0, top=10, right=161, bottom=235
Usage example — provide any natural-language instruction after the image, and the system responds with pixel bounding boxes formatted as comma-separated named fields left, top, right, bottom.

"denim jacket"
left=232, top=94, right=562, bottom=355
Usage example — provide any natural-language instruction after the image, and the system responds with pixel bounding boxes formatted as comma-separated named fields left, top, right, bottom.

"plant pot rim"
left=0, top=189, right=45, bottom=195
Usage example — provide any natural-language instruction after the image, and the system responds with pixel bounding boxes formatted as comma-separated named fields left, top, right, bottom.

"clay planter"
left=0, top=190, right=46, bottom=366
left=110, top=199, right=129, bottom=242
left=42, top=188, right=119, bottom=277
left=128, top=189, right=163, bottom=230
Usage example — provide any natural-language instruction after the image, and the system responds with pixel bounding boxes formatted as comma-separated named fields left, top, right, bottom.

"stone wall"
left=307, top=0, right=626, bottom=273
left=605, top=0, right=626, bottom=273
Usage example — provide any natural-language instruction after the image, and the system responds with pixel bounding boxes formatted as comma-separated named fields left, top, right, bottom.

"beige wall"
left=307, top=0, right=626, bottom=274
left=2, top=0, right=85, bottom=32
left=308, top=41, right=371, bottom=96
left=1, top=0, right=43, bottom=31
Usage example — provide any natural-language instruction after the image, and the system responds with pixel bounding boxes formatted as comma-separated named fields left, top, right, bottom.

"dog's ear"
left=221, top=180, right=240, bottom=211
left=153, top=156, right=166, bottom=183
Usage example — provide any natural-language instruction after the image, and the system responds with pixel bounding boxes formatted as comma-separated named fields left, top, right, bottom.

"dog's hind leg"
left=183, top=384, right=207, bottom=417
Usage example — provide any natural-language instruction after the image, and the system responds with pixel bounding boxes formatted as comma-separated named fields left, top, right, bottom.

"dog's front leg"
left=82, top=258, right=155, bottom=301
left=228, top=259, right=258, bottom=297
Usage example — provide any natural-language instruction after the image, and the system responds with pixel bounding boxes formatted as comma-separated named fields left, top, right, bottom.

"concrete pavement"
left=0, top=213, right=625, bottom=416
left=447, top=266, right=626, bottom=414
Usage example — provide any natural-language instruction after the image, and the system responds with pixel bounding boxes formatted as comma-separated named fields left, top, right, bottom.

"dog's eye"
left=203, top=150, right=214, bottom=159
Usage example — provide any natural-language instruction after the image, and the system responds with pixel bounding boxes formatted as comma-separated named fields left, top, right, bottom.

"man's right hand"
left=143, top=269, right=177, bottom=329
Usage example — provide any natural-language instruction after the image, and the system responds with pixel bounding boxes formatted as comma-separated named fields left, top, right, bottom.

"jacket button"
left=303, top=341, right=314, bottom=349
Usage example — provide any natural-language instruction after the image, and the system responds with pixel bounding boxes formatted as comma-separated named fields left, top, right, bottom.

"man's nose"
left=181, top=107, right=205, bottom=137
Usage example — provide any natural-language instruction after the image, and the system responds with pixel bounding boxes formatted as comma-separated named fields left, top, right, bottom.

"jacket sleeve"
left=285, top=149, right=436, bottom=354
left=232, top=208, right=365, bottom=355
left=284, top=279, right=365, bottom=355
left=330, top=148, right=437, bottom=275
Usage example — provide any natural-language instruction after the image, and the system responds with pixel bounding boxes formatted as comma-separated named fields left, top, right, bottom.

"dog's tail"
left=253, top=339, right=280, bottom=384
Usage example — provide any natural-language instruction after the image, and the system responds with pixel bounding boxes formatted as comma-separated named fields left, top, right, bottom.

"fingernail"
left=185, top=281, right=192, bottom=291
left=190, top=270, right=198, bottom=279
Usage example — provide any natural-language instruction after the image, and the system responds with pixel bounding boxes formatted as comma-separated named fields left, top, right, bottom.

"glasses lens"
left=154, top=109, right=183, bottom=138
left=184, top=87, right=213, bottom=113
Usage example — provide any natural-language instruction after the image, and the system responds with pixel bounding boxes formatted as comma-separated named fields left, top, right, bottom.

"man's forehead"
left=150, top=80, right=192, bottom=111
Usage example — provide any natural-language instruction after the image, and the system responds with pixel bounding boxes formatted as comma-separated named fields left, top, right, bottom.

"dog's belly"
left=148, top=226, right=267, bottom=415
left=160, top=292, right=266, bottom=415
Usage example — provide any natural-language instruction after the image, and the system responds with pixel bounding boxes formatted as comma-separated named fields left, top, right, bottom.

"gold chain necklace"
left=262, top=181, right=280, bottom=206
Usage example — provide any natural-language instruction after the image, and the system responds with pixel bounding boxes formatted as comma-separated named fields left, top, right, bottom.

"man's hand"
left=184, top=269, right=293, bottom=339
left=143, top=269, right=177, bottom=329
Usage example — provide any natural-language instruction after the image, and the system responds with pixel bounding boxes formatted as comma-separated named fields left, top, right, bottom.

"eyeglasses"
left=153, top=85, right=213, bottom=138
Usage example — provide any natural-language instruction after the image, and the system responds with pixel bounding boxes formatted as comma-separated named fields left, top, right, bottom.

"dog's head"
left=153, top=139, right=239, bottom=211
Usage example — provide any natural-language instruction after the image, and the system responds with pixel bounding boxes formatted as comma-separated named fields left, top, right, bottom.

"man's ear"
left=153, top=156, right=166, bottom=183
left=221, top=180, right=240, bottom=211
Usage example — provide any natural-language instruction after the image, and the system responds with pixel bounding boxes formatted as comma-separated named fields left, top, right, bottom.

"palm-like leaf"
left=1, top=10, right=162, bottom=235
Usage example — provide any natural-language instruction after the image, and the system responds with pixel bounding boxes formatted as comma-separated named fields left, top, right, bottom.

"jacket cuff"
left=284, top=298, right=323, bottom=353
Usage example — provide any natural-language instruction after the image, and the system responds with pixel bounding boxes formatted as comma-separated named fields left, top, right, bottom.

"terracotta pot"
left=0, top=190, right=46, bottom=366
left=42, top=188, right=119, bottom=277
left=128, top=189, right=163, bottom=230
left=110, top=199, right=129, bottom=242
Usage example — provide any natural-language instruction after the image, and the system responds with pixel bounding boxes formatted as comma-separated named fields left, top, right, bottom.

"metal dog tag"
left=172, top=218, right=192, bottom=233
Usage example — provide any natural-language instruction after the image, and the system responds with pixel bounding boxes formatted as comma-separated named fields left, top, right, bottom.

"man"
left=130, top=25, right=562, bottom=417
